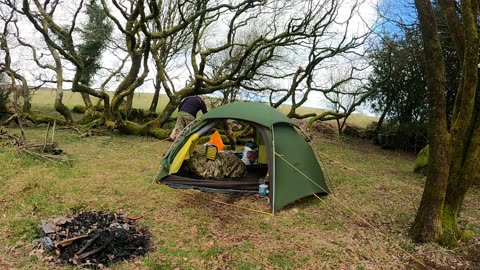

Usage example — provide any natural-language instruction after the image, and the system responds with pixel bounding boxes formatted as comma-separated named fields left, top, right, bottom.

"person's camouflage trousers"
left=170, top=112, right=195, bottom=140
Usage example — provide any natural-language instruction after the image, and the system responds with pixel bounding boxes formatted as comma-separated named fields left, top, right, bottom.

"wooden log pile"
left=0, top=121, right=72, bottom=164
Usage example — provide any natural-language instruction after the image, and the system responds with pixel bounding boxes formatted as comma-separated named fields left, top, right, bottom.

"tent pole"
left=271, top=124, right=276, bottom=215
left=165, top=117, right=202, bottom=154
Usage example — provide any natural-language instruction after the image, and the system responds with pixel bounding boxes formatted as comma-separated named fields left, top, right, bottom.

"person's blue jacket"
left=179, top=96, right=207, bottom=117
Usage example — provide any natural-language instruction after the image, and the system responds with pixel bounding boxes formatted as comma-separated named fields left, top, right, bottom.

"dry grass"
left=0, top=125, right=479, bottom=269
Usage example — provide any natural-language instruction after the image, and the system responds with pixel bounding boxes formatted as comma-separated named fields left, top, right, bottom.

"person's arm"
left=200, top=98, right=207, bottom=114
left=178, top=98, right=187, bottom=111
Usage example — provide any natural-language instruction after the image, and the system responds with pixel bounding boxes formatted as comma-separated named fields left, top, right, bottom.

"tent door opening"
left=161, top=120, right=271, bottom=195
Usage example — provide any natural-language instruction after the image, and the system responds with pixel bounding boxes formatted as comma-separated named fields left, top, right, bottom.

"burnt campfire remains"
left=32, top=211, right=152, bottom=268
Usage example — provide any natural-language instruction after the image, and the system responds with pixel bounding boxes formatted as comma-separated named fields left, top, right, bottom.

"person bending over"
left=170, top=95, right=207, bottom=140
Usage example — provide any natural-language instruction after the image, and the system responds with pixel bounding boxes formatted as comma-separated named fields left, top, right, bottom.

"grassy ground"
left=0, top=125, right=479, bottom=270
left=1, top=91, right=478, bottom=269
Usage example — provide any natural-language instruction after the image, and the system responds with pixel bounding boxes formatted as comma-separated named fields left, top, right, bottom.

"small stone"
left=53, top=217, right=71, bottom=225
left=41, top=220, right=57, bottom=234
left=41, top=237, right=55, bottom=251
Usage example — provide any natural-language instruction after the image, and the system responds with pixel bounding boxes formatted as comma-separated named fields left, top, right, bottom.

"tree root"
left=2, top=111, right=65, bottom=126
left=117, top=120, right=170, bottom=139
left=83, top=117, right=106, bottom=129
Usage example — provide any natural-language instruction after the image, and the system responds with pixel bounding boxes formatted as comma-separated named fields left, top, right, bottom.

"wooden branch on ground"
left=43, top=121, right=51, bottom=153
left=58, top=125, right=106, bottom=137
left=18, top=147, right=72, bottom=164
left=75, top=234, right=100, bottom=255
left=55, top=234, right=90, bottom=248
left=2, top=113, right=19, bottom=126
left=0, top=131, right=23, bottom=146
left=1, top=124, right=72, bottom=164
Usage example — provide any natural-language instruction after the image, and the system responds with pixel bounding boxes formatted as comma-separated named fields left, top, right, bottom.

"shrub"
left=0, top=86, right=12, bottom=112
left=343, top=124, right=361, bottom=138
left=312, top=122, right=336, bottom=135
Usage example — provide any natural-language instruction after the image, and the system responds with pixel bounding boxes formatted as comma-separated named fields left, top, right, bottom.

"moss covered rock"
left=78, top=109, right=103, bottom=125
left=72, top=105, right=87, bottom=114
left=414, top=144, right=429, bottom=175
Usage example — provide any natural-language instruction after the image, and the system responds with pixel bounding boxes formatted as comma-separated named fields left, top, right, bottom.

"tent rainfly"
left=155, top=102, right=330, bottom=213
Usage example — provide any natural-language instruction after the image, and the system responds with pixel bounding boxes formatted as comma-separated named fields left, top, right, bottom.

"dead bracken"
left=31, top=211, right=152, bottom=269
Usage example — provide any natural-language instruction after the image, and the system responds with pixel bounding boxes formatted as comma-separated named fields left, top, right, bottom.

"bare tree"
left=148, top=0, right=192, bottom=113
left=252, top=0, right=375, bottom=125
left=410, top=0, right=479, bottom=247
left=122, top=0, right=341, bottom=137
left=15, top=10, right=74, bottom=123
left=11, top=0, right=380, bottom=140
left=20, top=0, right=112, bottom=122
left=0, top=4, right=33, bottom=120
left=315, top=67, right=370, bottom=133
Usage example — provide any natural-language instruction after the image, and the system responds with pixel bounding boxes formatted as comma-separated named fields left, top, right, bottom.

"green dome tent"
left=155, top=102, right=330, bottom=213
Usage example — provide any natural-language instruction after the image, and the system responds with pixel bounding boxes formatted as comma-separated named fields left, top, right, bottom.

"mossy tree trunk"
left=20, top=78, right=31, bottom=112
left=43, top=19, right=73, bottom=124
left=222, top=120, right=236, bottom=149
left=306, top=111, right=345, bottom=132
left=110, top=49, right=150, bottom=123
left=0, top=24, right=33, bottom=116
left=411, top=0, right=479, bottom=247
left=117, top=119, right=171, bottom=139
left=123, top=93, right=134, bottom=118
left=149, top=80, right=161, bottom=113
left=149, top=40, right=167, bottom=114
left=54, top=82, right=73, bottom=124
left=80, top=93, right=93, bottom=108
left=411, top=0, right=450, bottom=243
left=107, top=0, right=151, bottom=124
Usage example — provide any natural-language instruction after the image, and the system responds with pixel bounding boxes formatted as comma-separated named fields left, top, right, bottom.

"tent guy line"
left=154, top=151, right=431, bottom=270
left=276, top=152, right=431, bottom=270
left=312, top=193, right=432, bottom=270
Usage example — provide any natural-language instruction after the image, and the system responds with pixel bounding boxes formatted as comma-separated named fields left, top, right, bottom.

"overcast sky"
left=3, top=0, right=381, bottom=114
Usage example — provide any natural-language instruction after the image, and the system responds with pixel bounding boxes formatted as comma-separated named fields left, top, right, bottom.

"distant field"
left=30, top=89, right=377, bottom=128
left=30, top=89, right=170, bottom=113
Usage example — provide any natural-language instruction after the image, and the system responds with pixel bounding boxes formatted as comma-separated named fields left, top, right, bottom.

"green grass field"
left=1, top=91, right=479, bottom=269
left=30, top=89, right=171, bottom=113
left=29, top=89, right=377, bottom=129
